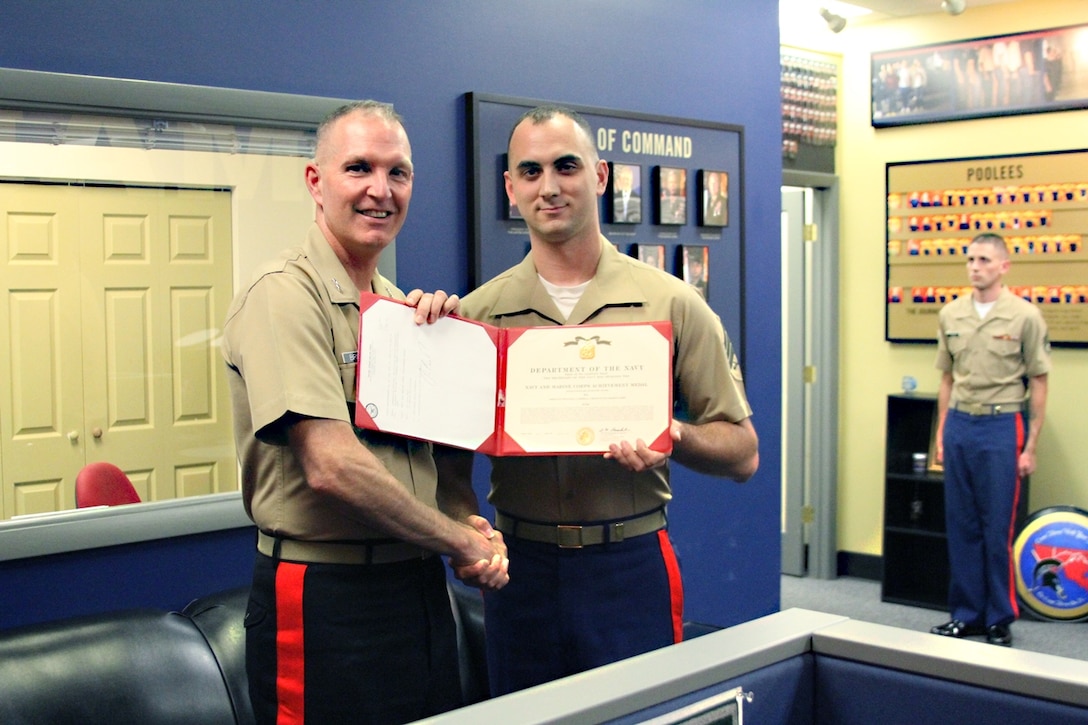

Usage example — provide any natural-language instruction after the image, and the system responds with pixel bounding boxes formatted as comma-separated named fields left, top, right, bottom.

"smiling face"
left=305, top=109, right=413, bottom=262
left=504, top=113, right=607, bottom=247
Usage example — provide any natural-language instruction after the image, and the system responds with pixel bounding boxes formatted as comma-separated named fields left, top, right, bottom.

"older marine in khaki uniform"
left=223, top=101, right=506, bottom=725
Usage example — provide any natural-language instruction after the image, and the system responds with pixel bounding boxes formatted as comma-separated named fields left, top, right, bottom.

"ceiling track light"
left=819, top=7, right=846, bottom=33
left=942, top=0, right=966, bottom=15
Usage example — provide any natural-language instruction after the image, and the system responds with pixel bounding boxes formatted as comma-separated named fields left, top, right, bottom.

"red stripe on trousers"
left=1007, top=415, right=1026, bottom=619
left=275, top=562, right=307, bottom=725
left=657, top=530, right=685, bottom=642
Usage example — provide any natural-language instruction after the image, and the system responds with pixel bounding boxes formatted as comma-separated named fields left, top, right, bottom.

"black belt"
left=950, top=401, right=1024, bottom=416
left=495, top=509, right=666, bottom=548
left=256, top=530, right=430, bottom=565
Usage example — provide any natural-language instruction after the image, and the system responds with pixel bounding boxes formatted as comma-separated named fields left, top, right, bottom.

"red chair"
left=75, top=462, right=141, bottom=508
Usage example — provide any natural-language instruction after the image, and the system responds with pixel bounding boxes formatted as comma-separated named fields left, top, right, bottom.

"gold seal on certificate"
left=576, top=427, right=595, bottom=446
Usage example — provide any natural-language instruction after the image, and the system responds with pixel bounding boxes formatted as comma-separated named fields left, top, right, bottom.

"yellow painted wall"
left=783, top=0, right=1088, bottom=557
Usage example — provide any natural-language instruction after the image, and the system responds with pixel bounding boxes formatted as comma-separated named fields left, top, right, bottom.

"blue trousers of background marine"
left=941, top=408, right=1025, bottom=629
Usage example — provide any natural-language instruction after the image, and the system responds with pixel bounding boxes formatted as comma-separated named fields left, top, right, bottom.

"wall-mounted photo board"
left=886, top=149, right=1088, bottom=346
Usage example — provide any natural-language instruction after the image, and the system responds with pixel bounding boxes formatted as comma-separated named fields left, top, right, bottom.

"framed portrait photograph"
left=681, top=245, right=708, bottom=299
left=608, top=162, right=642, bottom=224
left=871, top=23, right=1088, bottom=127
left=634, top=243, right=666, bottom=271
left=697, top=169, right=729, bottom=227
left=499, top=153, right=523, bottom=220
left=654, top=166, right=687, bottom=225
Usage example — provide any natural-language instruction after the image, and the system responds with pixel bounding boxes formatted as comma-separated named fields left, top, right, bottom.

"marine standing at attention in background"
left=930, top=232, right=1050, bottom=649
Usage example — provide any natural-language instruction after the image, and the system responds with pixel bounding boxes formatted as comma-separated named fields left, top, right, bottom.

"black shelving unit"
left=882, top=393, right=1033, bottom=611
left=881, top=393, right=949, bottom=610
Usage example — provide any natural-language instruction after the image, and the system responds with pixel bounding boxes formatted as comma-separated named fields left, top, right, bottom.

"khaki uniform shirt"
left=935, top=287, right=1051, bottom=405
left=222, top=224, right=438, bottom=541
left=460, top=237, right=753, bottom=523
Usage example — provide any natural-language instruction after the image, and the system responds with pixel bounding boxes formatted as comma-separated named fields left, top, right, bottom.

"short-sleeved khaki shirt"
left=935, top=287, right=1051, bottom=405
left=459, top=237, right=753, bottom=523
left=222, top=224, right=438, bottom=541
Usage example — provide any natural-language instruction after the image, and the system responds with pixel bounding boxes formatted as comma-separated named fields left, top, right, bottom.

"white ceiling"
left=838, top=0, right=1021, bottom=21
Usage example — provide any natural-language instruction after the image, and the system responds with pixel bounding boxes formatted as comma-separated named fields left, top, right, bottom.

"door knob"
left=67, top=430, right=79, bottom=442
left=92, top=427, right=103, bottom=439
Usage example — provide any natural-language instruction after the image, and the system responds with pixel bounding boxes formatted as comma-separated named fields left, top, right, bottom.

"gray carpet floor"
left=780, top=574, right=1088, bottom=661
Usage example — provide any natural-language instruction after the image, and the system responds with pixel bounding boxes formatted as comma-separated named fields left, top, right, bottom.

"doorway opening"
left=781, top=174, right=839, bottom=579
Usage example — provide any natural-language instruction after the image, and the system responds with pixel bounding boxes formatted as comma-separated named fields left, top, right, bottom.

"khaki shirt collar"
left=488, top=235, right=649, bottom=324
left=950, top=286, right=1016, bottom=323
left=301, top=224, right=391, bottom=304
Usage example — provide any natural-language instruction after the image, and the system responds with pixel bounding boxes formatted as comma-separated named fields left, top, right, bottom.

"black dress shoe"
left=930, top=619, right=986, bottom=638
left=986, top=624, right=1012, bottom=646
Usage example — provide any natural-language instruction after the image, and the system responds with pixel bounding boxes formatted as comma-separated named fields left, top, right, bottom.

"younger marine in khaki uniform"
left=437, top=105, right=758, bottom=696
left=931, top=232, right=1050, bottom=648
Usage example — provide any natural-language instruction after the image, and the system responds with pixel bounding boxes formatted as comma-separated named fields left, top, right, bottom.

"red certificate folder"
left=354, top=292, right=673, bottom=455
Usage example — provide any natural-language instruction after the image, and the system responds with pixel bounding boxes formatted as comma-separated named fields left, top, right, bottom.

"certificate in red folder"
left=354, top=293, right=673, bottom=455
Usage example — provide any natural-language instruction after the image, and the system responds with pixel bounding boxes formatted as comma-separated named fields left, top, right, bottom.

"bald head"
left=315, top=100, right=408, bottom=162
left=507, top=105, right=597, bottom=163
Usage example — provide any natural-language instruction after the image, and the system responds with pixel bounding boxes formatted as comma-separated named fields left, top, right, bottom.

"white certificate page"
left=357, top=297, right=498, bottom=450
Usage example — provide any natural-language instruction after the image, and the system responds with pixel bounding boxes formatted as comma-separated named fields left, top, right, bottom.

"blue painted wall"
left=0, top=527, right=256, bottom=630
left=0, top=0, right=782, bottom=628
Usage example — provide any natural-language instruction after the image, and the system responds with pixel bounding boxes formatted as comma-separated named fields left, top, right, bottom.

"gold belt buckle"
left=556, top=525, right=584, bottom=548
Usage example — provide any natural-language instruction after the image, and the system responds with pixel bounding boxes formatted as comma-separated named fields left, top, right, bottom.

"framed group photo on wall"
left=871, top=23, right=1088, bottom=128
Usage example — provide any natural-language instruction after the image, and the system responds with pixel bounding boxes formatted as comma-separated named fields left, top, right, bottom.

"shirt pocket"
left=984, top=330, right=1022, bottom=358
left=945, top=333, right=968, bottom=356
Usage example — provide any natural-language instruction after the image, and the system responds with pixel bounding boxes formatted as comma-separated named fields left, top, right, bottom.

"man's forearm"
left=672, top=417, right=758, bottom=481
left=1024, top=374, right=1048, bottom=455
left=289, top=418, right=485, bottom=562
left=434, top=445, right=480, bottom=522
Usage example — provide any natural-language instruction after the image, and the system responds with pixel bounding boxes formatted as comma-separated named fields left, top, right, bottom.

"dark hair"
left=506, top=104, right=595, bottom=154
left=315, top=100, right=404, bottom=154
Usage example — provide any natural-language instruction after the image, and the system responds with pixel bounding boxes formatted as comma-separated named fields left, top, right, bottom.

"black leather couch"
left=0, top=583, right=491, bottom=725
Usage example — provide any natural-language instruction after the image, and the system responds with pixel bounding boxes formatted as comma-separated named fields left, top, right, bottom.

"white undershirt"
left=539, top=275, right=589, bottom=321
left=974, top=299, right=996, bottom=319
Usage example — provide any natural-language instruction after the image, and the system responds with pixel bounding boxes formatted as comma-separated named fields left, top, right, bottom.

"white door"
left=0, top=182, right=236, bottom=517
left=0, top=184, right=86, bottom=515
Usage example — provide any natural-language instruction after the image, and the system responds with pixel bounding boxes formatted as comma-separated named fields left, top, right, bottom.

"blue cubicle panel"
left=416, top=609, right=1088, bottom=725
left=0, top=493, right=254, bottom=630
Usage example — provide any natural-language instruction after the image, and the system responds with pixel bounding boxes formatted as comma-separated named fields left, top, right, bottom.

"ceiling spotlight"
left=942, top=0, right=966, bottom=15
left=819, top=7, right=847, bottom=33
